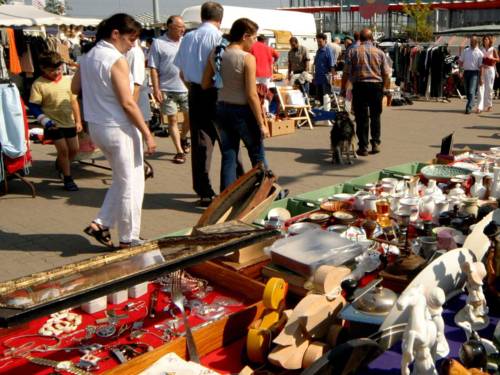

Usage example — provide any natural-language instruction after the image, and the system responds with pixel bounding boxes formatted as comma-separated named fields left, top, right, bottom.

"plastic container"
left=81, top=296, right=107, bottom=314
left=129, top=282, right=148, bottom=298
left=107, top=289, right=128, bottom=305
left=269, top=229, right=363, bottom=277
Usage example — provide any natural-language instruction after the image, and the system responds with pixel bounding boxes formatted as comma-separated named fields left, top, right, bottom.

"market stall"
left=0, top=148, right=499, bottom=373
left=0, top=4, right=101, bottom=27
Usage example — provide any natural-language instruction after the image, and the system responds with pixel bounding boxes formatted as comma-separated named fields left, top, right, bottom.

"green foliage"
left=402, top=0, right=434, bottom=42
left=44, top=0, right=66, bottom=15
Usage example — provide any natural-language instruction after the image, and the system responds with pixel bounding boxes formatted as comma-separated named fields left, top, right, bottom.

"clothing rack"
left=0, top=80, right=35, bottom=198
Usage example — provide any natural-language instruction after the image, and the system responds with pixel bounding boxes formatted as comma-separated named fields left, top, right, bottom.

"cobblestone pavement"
left=0, top=99, right=498, bottom=281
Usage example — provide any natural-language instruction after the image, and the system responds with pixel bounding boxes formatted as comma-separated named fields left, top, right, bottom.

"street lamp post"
left=339, top=0, right=343, bottom=33
left=153, top=0, right=160, bottom=36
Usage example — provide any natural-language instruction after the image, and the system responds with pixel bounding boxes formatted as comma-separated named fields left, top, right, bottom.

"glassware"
left=376, top=199, right=391, bottom=227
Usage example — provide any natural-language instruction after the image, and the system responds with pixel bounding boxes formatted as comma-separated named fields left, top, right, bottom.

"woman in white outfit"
left=477, top=35, right=499, bottom=113
left=72, top=14, right=156, bottom=249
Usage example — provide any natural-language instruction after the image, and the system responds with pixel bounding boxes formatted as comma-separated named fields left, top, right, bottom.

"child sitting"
left=29, top=51, right=82, bottom=191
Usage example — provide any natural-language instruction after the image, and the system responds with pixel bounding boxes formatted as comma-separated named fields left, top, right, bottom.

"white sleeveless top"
left=481, top=47, right=496, bottom=71
left=80, top=40, right=134, bottom=127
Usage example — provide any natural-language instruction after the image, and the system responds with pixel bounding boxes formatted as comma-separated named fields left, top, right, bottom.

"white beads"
left=39, top=310, right=82, bottom=337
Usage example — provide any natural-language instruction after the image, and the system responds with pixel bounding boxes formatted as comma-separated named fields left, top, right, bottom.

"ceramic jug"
left=363, top=195, right=378, bottom=213
left=425, top=180, right=437, bottom=196
left=461, top=197, right=479, bottom=218
left=448, top=183, right=466, bottom=200
left=491, top=166, right=500, bottom=199
left=419, top=194, right=435, bottom=219
left=353, top=191, right=370, bottom=211
left=433, top=199, right=449, bottom=223
left=400, top=197, right=419, bottom=221
left=470, top=172, right=486, bottom=200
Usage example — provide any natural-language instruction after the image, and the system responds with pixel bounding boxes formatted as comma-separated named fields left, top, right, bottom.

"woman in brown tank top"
left=202, top=18, right=270, bottom=191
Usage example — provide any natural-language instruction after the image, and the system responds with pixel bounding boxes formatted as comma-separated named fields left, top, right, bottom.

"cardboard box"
left=268, top=119, right=295, bottom=137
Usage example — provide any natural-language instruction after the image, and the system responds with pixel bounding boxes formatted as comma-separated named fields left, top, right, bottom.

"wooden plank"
left=188, top=261, right=265, bottom=302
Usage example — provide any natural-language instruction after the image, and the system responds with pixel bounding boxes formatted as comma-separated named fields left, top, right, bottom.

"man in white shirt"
left=126, top=41, right=152, bottom=124
left=331, top=36, right=342, bottom=67
left=459, top=36, right=484, bottom=114
left=174, top=2, right=223, bottom=207
left=149, top=16, right=190, bottom=164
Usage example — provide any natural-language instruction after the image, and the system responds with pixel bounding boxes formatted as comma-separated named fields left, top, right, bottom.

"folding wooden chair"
left=276, top=85, right=314, bottom=129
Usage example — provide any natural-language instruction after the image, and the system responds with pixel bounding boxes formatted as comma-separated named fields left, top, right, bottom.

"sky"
left=66, top=0, right=286, bottom=18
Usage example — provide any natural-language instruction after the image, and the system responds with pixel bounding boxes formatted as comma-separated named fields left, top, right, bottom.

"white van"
left=181, top=5, right=318, bottom=74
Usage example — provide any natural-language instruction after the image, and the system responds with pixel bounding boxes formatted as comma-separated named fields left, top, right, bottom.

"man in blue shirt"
left=313, top=33, right=335, bottom=103
left=174, top=2, right=223, bottom=207
left=149, top=16, right=190, bottom=164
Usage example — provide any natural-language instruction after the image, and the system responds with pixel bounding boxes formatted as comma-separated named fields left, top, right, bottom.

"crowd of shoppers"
left=459, top=35, right=499, bottom=114
left=27, top=1, right=497, bottom=249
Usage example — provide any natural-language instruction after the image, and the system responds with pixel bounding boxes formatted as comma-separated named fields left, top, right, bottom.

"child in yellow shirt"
left=29, top=51, right=82, bottom=191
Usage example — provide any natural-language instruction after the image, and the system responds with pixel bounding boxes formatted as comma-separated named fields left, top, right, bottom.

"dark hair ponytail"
left=96, top=13, right=141, bottom=42
left=228, top=18, right=258, bottom=43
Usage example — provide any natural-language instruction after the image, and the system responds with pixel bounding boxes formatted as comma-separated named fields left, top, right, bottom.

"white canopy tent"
left=181, top=5, right=316, bottom=36
left=0, top=4, right=101, bottom=27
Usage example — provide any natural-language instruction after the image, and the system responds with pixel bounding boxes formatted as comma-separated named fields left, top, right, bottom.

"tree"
left=45, top=0, right=68, bottom=15
left=402, top=0, right=434, bottom=42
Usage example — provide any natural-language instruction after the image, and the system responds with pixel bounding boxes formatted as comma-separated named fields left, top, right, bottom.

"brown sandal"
left=84, top=222, right=114, bottom=248
left=173, top=153, right=186, bottom=164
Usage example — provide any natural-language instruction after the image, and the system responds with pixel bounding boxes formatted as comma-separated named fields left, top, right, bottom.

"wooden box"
left=104, top=261, right=265, bottom=375
left=268, top=119, right=295, bottom=137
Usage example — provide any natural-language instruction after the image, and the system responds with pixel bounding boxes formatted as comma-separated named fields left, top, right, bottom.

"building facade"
left=282, top=0, right=500, bottom=38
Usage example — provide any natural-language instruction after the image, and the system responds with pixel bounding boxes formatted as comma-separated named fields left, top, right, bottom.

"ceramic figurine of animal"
left=330, top=111, right=356, bottom=165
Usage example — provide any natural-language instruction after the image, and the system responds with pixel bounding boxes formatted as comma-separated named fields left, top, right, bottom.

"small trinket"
left=96, top=324, right=116, bottom=338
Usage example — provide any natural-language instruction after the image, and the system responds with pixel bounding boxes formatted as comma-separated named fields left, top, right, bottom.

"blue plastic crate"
left=311, top=108, right=336, bottom=122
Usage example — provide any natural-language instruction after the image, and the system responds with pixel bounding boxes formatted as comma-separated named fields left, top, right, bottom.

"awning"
left=0, top=4, right=101, bottom=27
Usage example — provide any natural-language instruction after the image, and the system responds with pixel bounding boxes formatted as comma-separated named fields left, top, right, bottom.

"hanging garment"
left=6, top=28, right=22, bottom=75
left=0, top=45, right=9, bottom=80
left=0, top=93, right=31, bottom=182
left=0, top=83, right=27, bottom=159
left=20, top=44, right=35, bottom=75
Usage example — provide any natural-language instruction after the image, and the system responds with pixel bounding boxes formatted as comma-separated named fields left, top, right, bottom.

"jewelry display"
left=130, top=328, right=173, bottom=342
left=157, top=271, right=210, bottom=297
left=110, top=343, right=153, bottom=364
left=25, top=355, right=92, bottom=375
left=149, top=289, right=159, bottom=319
left=75, top=353, right=103, bottom=372
left=95, top=324, right=116, bottom=338
left=39, top=310, right=82, bottom=337
left=2, top=334, right=61, bottom=357
left=123, top=300, right=147, bottom=313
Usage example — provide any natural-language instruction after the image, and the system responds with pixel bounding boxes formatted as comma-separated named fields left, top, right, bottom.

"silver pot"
left=353, top=285, right=398, bottom=316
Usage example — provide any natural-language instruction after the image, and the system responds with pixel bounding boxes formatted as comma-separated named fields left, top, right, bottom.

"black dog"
left=330, top=111, right=357, bottom=165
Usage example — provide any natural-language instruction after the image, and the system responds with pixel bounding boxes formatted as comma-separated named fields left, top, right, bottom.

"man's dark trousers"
left=352, top=82, right=384, bottom=151
left=188, top=83, right=218, bottom=199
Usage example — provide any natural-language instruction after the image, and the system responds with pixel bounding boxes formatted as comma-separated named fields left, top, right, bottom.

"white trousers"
left=478, top=67, right=495, bottom=111
left=89, top=123, right=144, bottom=243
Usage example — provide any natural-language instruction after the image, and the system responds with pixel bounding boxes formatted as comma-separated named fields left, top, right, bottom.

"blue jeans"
left=464, top=70, right=479, bottom=113
left=216, top=102, right=267, bottom=191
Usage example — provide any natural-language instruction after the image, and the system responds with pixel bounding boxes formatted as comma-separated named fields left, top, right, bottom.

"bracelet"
left=2, top=334, right=61, bottom=358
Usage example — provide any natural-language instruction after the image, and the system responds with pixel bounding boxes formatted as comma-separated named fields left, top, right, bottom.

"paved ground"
left=0, top=98, right=499, bottom=282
